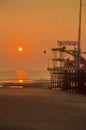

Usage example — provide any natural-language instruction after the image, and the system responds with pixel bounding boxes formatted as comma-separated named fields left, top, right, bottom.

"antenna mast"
left=77, top=0, right=82, bottom=68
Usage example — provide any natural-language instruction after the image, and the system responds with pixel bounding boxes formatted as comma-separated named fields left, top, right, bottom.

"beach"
left=0, top=85, right=86, bottom=130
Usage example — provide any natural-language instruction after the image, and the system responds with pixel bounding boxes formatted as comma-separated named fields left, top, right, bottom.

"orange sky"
left=0, top=0, right=86, bottom=71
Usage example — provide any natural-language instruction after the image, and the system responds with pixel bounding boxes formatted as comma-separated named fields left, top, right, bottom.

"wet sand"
left=0, top=86, right=86, bottom=130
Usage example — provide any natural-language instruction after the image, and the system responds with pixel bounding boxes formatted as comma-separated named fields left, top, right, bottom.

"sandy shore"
left=0, top=86, right=86, bottom=130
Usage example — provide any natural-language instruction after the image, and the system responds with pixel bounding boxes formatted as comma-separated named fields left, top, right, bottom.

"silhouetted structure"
left=48, top=41, right=86, bottom=94
left=48, top=0, right=86, bottom=94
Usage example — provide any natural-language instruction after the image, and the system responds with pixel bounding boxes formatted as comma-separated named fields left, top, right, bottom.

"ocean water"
left=0, top=70, right=50, bottom=81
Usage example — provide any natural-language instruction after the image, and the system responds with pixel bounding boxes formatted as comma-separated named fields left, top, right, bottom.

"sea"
left=0, top=70, right=50, bottom=82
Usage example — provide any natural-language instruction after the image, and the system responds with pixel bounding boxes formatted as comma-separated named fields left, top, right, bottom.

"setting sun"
left=18, top=47, right=23, bottom=52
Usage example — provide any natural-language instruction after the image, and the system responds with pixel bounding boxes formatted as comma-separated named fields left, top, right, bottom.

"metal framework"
left=47, top=0, right=86, bottom=94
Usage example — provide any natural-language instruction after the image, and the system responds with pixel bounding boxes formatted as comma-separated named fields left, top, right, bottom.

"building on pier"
left=47, top=41, right=86, bottom=94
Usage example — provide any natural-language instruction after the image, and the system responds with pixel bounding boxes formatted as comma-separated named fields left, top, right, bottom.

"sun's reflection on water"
left=16, top=70, right=25, bottom=81
left=18, top=79, right=24, bottom=83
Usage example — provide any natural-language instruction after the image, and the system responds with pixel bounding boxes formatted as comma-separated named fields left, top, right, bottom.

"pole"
left=60, top=42, right=62, bottom=68
left=77, top=0, right=82, bottom=69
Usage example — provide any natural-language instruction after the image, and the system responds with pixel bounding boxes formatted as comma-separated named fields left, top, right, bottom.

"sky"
left=0, top=0, right=86, bottom=71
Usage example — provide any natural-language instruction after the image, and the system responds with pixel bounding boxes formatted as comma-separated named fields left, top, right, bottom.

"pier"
left=48, top=41, right=86, bottom=94
left=48, top=0, right=86, bottom=94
